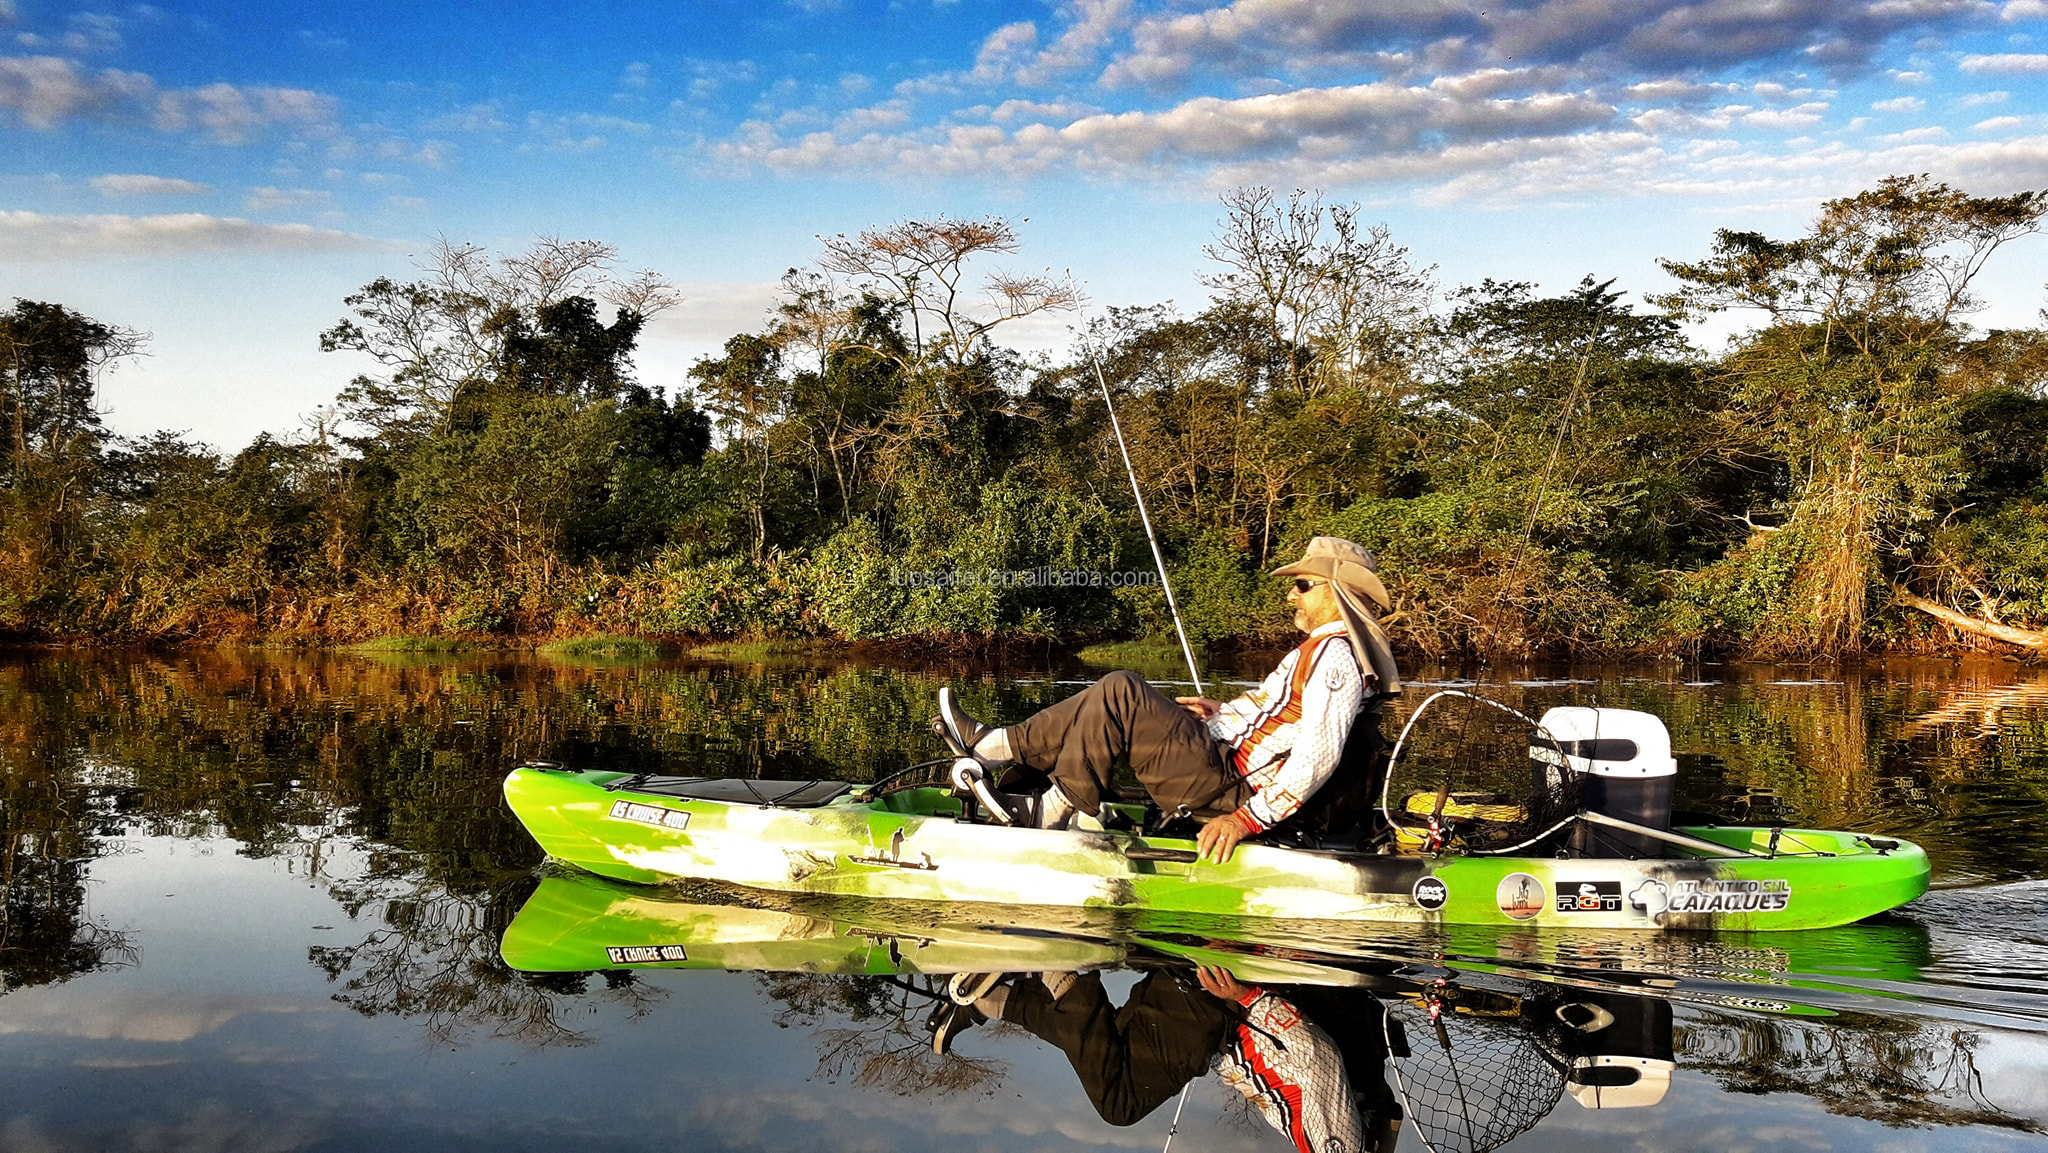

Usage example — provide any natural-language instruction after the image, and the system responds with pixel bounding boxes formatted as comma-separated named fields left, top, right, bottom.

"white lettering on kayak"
left=605, top=944, right=689, bottom=963
left=610, top=799, right=692, bottom=831
left=1666, top=878, right=1791, bottom=914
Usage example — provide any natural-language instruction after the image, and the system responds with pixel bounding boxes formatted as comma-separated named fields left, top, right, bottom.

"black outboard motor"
left=1532, top=707, right=1677, bottom=859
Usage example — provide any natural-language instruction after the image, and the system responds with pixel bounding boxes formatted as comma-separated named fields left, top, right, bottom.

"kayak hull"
left=502, top=768, right=1930, bottom=931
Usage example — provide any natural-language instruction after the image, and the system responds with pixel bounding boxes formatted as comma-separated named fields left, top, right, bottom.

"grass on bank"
left=1076, top=637, right=1196, bottom=675
left=537, top=634, right=664, bottom=659
left=344, top=635, right=473, bottom=653
left=683, top=639, right=820, bottom=661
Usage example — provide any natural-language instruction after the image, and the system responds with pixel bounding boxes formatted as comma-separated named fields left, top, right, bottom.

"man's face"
left=1287, top=577, right=1340, bottom=632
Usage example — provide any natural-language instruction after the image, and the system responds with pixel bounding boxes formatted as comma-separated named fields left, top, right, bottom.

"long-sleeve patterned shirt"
left=1206, top=621, right=1371, bottom=832
left=1215, top=986, right=1367, bottom=1153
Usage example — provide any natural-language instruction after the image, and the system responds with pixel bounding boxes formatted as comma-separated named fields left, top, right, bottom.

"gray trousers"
left=1005, top=670, right=1249, bottom=818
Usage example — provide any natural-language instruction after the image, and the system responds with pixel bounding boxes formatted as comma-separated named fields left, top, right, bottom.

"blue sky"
left=3, top=0, right=2047, bottom=450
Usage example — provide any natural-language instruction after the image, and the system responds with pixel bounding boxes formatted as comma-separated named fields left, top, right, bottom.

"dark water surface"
left=2, top=651, right=2045, bottom=1152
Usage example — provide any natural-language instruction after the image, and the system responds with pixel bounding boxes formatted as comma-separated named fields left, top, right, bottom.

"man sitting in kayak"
left=935, top=536, right=1402, bottom=863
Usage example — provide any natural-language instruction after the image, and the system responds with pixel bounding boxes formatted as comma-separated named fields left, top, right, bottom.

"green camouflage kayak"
left=502, top=767, right=1929, bottom=931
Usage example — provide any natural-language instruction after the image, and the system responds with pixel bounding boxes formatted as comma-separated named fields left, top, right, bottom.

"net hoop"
left=1378, top=689, right=1579, bottom=856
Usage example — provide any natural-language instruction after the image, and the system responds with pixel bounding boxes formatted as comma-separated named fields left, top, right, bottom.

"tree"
left=814, top=216, right=1073, bottom=370
left=0, top=300, right=144, bottom=632
left=690, top=334, right=787, bottom=562
left=1657, top=175, right=2048, bottom=653
left=320, top=237, right=679, bottom=436
left=1202, top=187, right=1433, bottom=399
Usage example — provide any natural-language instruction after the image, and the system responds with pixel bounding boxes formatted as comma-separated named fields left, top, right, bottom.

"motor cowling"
left=1532, top=707, right=1677, bottom=859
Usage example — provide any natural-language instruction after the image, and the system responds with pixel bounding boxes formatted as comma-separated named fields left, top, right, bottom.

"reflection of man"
left=936, top=537, right=1402, bottom=862
left=934, top=965, right=1401, bottom=1153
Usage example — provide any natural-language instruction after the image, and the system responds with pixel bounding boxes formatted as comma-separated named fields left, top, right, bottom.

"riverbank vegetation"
left=4, top=176, right=2046, bottom=659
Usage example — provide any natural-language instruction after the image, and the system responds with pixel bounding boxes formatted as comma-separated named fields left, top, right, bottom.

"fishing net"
left=1379, top=690, right=1580, bottom=855
left=1384, top=982, right=1567, bottom=1153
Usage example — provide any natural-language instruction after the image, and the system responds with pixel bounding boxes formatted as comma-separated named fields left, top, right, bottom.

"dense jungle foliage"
left=4, top=176, right=2047, bottom=658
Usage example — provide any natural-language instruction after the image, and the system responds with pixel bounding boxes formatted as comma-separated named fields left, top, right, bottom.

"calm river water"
left=1, top=650, right=2045, bottom=1152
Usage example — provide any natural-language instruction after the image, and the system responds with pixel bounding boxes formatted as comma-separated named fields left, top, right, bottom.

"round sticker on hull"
left=1412, top=876, right=1449, bottom=911
left=1497, top=872, right=1545, bottom=920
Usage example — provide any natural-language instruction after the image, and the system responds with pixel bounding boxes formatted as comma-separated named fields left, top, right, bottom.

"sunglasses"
left=1290, top=578, right=1326, bottom=594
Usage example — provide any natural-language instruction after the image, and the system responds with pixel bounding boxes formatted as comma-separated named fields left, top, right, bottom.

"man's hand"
left=1176, top=696, right=1222, bottom=720
left=1197, top=812, right=1252, bottom=863
left=1196, top=963, right=1251, bottom=1002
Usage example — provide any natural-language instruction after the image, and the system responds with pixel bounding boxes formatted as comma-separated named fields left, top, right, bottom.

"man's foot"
left=934, top=687, right=995, bottom=761
left=927, top=1001, right=985, bottom=1055
left=949, top=971, right=1007, bottom=1005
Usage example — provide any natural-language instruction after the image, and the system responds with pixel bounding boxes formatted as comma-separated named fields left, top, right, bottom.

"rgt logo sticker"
left=1556, top=880, right=1622, bottom=913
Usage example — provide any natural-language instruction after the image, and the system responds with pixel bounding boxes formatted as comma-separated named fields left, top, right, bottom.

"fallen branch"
left=1889, top=583, right=2048, bottom=650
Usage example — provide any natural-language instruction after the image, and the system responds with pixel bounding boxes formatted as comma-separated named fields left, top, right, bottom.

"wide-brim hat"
left=1270, top=536, right=1391, bottom=612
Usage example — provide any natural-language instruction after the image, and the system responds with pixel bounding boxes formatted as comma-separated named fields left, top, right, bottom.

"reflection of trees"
left=0, top=650, right=1068, bottom=1036
left=0, top=666, right=139, bottom=993
left=759, top=972, right=1007, bottom=1096
left=308, top=869, right=667, bottom=1048
left=1679, top=1013, right=2042, bottom=1133
left=307, top=872, right=667, bottom=1048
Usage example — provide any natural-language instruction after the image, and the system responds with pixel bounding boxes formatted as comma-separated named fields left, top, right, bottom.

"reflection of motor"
left=1386, top=979, right=1678, bottom=1153
left=1547, top=990, right=1674, bottom=1109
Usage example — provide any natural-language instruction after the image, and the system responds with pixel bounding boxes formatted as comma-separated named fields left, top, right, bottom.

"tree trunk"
left=1890, top=584, right=2048, bottom=650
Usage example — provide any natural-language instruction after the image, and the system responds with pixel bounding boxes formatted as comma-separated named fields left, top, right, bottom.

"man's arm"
left=1204, top=657, right=1293, bottom=741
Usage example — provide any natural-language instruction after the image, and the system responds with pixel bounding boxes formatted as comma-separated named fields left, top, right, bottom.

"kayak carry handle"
left=1123, top=845, right=1200, bottom=863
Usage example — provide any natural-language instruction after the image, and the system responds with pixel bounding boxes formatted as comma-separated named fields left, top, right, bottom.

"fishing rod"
left=1067, top=273, right=1205, bottom=697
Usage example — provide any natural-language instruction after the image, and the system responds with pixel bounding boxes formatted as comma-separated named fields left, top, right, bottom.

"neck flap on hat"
left=1330, top=569, right=1402, bottom=695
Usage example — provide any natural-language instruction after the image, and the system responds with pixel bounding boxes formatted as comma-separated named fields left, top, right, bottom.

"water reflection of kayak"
left=500, top=873, right=1932, bottom=1012
left=498, top=875, right=2036, bottom=1147
left=501, top=765, right=1930, bottom=930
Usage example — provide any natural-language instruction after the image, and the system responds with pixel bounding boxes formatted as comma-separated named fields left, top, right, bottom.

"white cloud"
left=0, top=210, right=377, bottom=258
left=1872, top=95, right=1925, bottom=111
left=425, top=102, right=508, bottom=133
left=1104, top=0, right=1988, bottom=90
left=522, top=111, right=650, bottom=153
left=155, top=81, right=334, bottom=143
left=1623, top=78, right=1735, bottom=102
left=0, top=54, right=334, bottom=141
left=2002, top=0, right=2048, bottom=19
left=1877, top=124, right=1950, bottom=142
left=1959, top=52, right=2048, bottom=72
left=1973, top=114, right=2026, bottom=130
left=90, top=172, right=210, bottom=196
left=243, top=185, right=331, bottom=212
left=978, top=98, right=1102, bottom=123
left=1017, top=0, right=1133, bottom=85
left=718, top=76, right=1617, bottom=185
left=1960, top=89, right=2011, bottom=104
left=1741, top=101, right=1830, bottom=128
left=975, top=20, right=1040, bottom=80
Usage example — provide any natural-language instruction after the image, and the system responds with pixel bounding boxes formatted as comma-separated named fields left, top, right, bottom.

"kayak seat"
left=1256, top=703, right=1394, bottom=850
left=603, top=776, right=854, bottom=808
